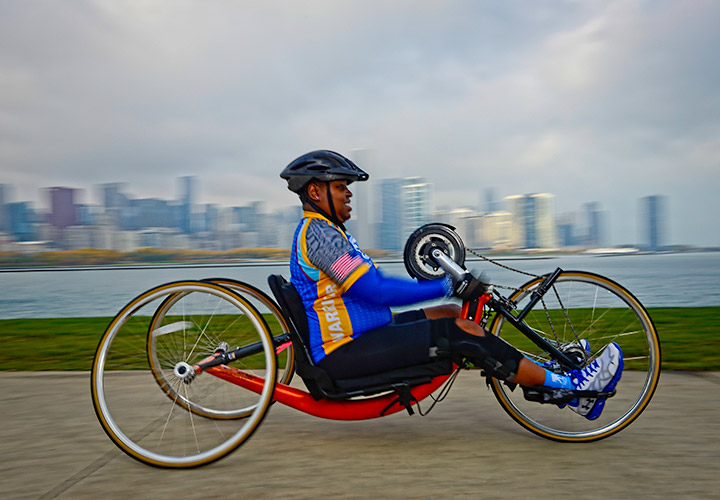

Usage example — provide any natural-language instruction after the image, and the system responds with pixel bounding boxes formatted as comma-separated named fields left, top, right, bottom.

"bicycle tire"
left=91, top=281, right=277, bottom=468
left=487, top=271, right=661, bottom=442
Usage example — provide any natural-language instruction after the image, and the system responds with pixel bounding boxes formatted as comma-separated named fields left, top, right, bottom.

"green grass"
left=0, top=307, right=718, bottom=371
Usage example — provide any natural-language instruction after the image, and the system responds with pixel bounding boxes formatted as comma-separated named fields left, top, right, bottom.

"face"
left=306, top=180, right=353, bottom=223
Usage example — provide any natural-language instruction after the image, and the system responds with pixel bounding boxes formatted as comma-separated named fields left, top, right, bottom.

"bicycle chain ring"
left=403, top=223, right=466, bottom=280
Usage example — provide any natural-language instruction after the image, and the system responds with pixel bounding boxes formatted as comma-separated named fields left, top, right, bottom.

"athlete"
left=281, top=150, right=623, bottom=420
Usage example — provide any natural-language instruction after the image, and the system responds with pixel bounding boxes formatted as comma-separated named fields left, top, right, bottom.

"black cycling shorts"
left=316, top=309, right=435, bottom=380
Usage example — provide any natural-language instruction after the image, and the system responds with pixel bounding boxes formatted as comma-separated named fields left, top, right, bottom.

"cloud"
left=0, top=0, right=719, bottom=245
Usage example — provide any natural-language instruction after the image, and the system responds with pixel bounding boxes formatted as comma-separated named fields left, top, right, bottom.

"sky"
left=1, top=0, right=719, bottom=246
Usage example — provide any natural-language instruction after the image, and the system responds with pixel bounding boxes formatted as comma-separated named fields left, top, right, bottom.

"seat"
left=267, top=275, right=454, bottom=402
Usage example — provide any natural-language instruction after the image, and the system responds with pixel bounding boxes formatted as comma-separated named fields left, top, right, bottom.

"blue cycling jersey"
left=290, top=210, right=451, bottom=363
left=290, top=211, right=391, bottom=362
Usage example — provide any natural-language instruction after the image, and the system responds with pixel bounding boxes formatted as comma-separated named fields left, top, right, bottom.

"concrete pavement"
left=1, top=371, right=718, bottom=500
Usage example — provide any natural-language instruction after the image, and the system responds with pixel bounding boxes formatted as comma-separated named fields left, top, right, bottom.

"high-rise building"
left=344, top=179, right=374, bottom=248
left=347, top=150, right=375, bottom=248
left=402, top=179, right=432, bottom=243
left=99, top=183, right=130, bottom=229
left=582, top=202, right=606, bottom=248
left=534, top=193, right=557, bottom=249
left=505, top=193, right=558, bottom=249
left=556, top=212, right=577, bottom=247
left=376, top=177, right=432, bottom=251
left=129, top=198, right=175, bottom=229
left=178, top=176, right=196, bottom=234
left=483, top=187, right=501, bottom=214
left=640, top=195, right=667, bottom=251
left=47, top=187, right=77, bottom=229
left=8, top=202, right=35, bottom=241
left=0, top=184, right=10, bottom=232
left=205, top=204, right=219, bottom=234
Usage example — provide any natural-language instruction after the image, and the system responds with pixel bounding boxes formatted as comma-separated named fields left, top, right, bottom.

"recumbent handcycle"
left=91, top=224, right=661, bottom=468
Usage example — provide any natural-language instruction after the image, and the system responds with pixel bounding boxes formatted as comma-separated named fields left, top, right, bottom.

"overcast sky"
left=1, top=0, right=719, bottom=246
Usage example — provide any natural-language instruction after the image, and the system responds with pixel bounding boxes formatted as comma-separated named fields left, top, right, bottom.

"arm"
left=345, top=266, right=452, bottom=307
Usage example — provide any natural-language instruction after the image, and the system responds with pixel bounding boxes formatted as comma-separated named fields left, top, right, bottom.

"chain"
left=464, top=247, right=542, bottom=290
left=463, top=246, right=581, bottom=349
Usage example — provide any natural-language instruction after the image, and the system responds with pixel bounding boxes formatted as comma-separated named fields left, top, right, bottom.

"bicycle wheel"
left=91, top=281, right=277, bottom=468
left=487, top=271, right=661, bottom=442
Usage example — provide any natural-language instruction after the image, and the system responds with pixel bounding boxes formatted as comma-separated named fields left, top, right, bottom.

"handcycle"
left=91, top=224, right=661, bottom=468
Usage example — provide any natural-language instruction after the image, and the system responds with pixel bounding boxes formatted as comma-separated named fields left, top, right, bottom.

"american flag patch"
left=330, top=253, right=364, bottom=282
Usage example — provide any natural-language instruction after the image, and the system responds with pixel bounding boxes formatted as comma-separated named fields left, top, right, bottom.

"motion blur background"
left=1, top=0, right=719, bottom=256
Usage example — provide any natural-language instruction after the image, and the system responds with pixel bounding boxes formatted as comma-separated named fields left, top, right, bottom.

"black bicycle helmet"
left=280, top=150, right=369, bottom=193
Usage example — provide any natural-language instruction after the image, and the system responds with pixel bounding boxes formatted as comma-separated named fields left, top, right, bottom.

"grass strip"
left=0, top=307, right=717, bottom=371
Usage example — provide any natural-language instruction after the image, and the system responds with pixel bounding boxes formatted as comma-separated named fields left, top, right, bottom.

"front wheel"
left=91, top=281, right=277, bottom=468
left=487, top=271, right=661, bottom=442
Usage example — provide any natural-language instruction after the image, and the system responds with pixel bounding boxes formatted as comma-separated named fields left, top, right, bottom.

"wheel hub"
left=560, top=343, right=589, bottom=366
left=173, top=361, right=196, bottom=384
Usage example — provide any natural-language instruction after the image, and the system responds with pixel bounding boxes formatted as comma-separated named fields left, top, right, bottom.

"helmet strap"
left=301, top=182, right=346, bottom=232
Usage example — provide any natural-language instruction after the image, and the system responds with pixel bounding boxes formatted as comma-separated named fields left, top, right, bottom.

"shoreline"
left=4, top=249, right=720, bottom=273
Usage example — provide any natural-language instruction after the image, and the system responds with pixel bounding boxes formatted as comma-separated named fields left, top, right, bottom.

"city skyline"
left=0, top=176, right=682, bottom=251
left=1, top=2, right=719, bottom=246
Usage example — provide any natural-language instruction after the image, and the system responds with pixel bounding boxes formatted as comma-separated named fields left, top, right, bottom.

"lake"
left=1, top=252, right=718, bottom=319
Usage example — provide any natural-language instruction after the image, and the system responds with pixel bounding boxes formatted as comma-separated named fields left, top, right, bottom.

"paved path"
left=1, top=371, right=718, bottom=500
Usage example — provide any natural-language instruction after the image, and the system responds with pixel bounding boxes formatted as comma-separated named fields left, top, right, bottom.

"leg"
left=452, top=318, right=546, bottom=387
left=423, top=303, right=461, bottom=319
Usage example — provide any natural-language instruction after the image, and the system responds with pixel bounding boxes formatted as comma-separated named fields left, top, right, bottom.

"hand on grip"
left=453, top=271, right=489, bottom=302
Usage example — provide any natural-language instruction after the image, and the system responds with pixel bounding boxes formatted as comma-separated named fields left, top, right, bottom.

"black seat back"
left=268, top=274, right=455, bottom=403
left=267, top=275, right=334, bottom=399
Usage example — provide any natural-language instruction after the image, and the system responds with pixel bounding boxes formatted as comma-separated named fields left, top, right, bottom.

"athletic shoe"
left=546, top=339, right=591, bottom=409
left=567, top=342, right=624, bottom=420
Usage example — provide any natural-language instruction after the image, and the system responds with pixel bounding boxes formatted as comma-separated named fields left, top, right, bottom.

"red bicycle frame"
left=198, top=292, right=496, bottom=422
left=205, top=364, right=454, bottom=420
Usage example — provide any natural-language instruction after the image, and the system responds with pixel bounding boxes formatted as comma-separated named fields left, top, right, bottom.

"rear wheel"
left=91, top=281, right=277, bottom=468
left=488, top=271, right=661, bottom=442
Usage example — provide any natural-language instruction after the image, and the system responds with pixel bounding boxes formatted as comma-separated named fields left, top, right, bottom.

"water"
left=0, top=253, right=718, bottom=319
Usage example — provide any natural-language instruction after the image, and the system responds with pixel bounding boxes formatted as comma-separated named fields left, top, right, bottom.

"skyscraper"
left=8, top=202, right=35, bottom=241
left=505, top=193, right=557, bottom=249
left=582, top=202, right=606, bottom=248
left=483, top=187, right=500, bottom=214
left=99, top=183, right=130, bottom=229
left=47, top=187, right=77, bottom=229
left=0, top=184, right=9, bottom=232
left=376, top=177, right=432, bottom=251
left=179, top=176, right=196, bottom=234
left=347, top=149, right=375, bottom=248
left=640, top=195, right=667, bottom=251
left=533, top=193, right=557, bottom=249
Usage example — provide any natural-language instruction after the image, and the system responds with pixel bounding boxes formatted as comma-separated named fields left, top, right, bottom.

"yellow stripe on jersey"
left=299, top=219, right=311, bottom=262
left=314, top=276, right=354, bottom=355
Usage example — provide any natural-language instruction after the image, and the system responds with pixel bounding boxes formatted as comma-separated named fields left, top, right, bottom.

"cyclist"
left=281, top=150, right=623, bottom=420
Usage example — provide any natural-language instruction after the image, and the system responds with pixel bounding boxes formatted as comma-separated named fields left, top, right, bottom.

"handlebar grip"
left=431, top=249, right=467, bottom=281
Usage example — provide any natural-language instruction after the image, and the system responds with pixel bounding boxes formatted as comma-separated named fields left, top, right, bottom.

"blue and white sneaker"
left=542, top=339, right=591, bottom=409
left=567, top=342, right=624, bottom=420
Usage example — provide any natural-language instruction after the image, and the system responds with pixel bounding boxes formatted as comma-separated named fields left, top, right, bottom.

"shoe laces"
left=571, top=359, right=600, bottom=387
